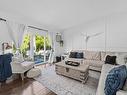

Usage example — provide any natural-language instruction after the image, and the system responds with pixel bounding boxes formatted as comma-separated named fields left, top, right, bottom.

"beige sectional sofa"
left=67, top=50, right=127, bottom=95
left=67, top=50, right=127, bottom=72
left=67, top=50, right=104, bottom=72
left=96, top=64, right=127, bottom=95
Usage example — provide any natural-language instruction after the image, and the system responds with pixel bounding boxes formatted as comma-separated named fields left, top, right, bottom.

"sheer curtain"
left=48, top=31, right=55, bottom=63
left=6, top=21, right=26, bottom=50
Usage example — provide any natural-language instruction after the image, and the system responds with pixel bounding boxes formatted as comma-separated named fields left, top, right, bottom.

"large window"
left=21, top=34, right=51, bottom=65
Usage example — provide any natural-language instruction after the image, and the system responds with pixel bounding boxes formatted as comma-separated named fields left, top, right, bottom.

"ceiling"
left=0, top=0, right=127, bottom=30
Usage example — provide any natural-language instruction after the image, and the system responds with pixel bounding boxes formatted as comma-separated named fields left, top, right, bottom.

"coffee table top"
left=55, top=61, right=89, bottom=72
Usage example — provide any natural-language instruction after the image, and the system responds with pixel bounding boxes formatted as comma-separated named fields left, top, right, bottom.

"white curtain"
left=6, top=21, right=26, bottom=49
left=48, top=31, right=54, bottom=50
left=48, top=31, right=55, bottom=63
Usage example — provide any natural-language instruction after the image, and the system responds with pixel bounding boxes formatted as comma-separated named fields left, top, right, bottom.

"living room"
left=0, top=0, right=127, bottom=95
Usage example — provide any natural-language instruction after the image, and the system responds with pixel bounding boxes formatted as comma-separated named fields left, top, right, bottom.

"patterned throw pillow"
left=104, top=65, right=127, bottom=95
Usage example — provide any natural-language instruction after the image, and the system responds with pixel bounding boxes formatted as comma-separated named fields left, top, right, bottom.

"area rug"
left=34, top=66, right=98, bottom=95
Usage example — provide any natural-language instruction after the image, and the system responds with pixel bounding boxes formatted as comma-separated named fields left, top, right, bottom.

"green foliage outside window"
left=20, top=34, right=51, bottom=57
left=20, top=34, right=30, bottom=57
left=35, top=34, right=51, bottom=51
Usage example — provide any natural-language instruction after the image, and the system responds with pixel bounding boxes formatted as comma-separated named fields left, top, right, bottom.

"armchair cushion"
left=11, top=61, right=34, bottom=73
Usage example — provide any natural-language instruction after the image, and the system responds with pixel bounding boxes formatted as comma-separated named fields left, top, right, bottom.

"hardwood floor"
left=0, top=78, right=56, bottom=95
left=0, top=64, right=56, bottom=95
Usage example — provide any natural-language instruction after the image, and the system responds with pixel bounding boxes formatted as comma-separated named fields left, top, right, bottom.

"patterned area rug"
left=34, top=66, right=99, bottom=95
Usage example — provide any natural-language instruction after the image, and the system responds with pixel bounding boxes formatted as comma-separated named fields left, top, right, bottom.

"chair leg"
left=21, top=73, right=24, bottom=81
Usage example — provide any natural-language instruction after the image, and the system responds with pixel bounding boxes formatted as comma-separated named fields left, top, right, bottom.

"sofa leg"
left=21, top=73, right=24, bottom=81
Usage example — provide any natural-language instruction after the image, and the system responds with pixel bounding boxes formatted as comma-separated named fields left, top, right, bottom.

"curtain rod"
left=0, top=17, right=48, bottom=32
left=28, top=26, right=48, bottom=32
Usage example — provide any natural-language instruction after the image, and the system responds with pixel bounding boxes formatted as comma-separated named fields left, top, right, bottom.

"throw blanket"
left=104, top=65, right=127, bottom=95
left=0, top=53, right=13, bottom=82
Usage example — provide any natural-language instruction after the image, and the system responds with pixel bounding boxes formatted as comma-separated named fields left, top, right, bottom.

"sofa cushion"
left=104, top=65, right=127, bottom=95
left=85, top=51, right=101, bottom=60
left=101, top=52, right=106, bottom=61
left=105, top=55, right=117, bottom=65
left=84, top=60, right=104, bottom=68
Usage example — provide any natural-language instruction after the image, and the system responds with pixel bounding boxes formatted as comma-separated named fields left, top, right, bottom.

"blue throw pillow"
left=69, top=52, right=77, bottom=58
left=104, top=65, right=127, bottom=95
left=76, top=52, right=83, bottom=59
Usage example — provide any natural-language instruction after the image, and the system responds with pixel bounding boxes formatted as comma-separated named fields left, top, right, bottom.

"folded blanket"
left=0, top=53, right=13, bottom=82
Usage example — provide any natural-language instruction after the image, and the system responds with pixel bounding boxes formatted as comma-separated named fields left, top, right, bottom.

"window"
left=21, top=33, right=51, bottom=65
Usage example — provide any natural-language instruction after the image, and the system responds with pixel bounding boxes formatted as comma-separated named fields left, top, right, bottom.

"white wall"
left=63, top=12, right=127, bottom=52
left=106, top=13, right=127, bottom=52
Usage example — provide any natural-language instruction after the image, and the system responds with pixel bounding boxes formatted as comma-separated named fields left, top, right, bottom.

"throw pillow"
left=104, top=65, right=127, bottom=95
left=105, top=55, right=117, bottom=65
left=69, top=52, right=77, bottom=58
left=76, top=52, right=84, bottom=59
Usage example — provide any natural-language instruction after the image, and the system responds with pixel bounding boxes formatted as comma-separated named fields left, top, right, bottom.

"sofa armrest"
left=116, top=90, right=127, bottom=95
